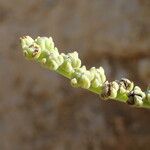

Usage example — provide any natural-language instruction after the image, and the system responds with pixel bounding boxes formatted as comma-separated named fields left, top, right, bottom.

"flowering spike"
left=20, top=36, right=150, bottom=109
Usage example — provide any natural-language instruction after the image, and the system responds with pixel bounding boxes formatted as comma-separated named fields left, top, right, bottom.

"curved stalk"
left=20, top=36, right=150, bottom=109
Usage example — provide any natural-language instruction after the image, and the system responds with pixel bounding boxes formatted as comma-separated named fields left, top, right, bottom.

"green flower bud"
left=35, top=37, right=55, bottom=51
left=67, top=51, right=81, bottom=68
left=60, top=53, right=74, bottom=74
left=61, top=51, right=81, bottom=71
left=46, top=37, right=54, bottom=50
left=90, top=67, right=106, bottom=88
left=20, top=36, right=34, bottom=49
left=46, top=59, right=58, bottom=70
left=79, top=75, right=91, bottom=89
left=71, top=78, right=78, bottom=87
left=134, top=96, right=143, bottom=106
left=23, top=43, right=41, bottom=59
left=57, top=55, right=64, bottom=65
left=42, top=51, right=64, bottom=70
left=50, top=60, right=58, bottom=70
left=91, top=78, right=100, bottom=88
left=134, top=86, right=146, bottom=98
left=119, top=86, right=126, bottom=93
left=71, top=74, right=91, bottom=89
left=97, top=67, right=106, bottom=83
left=70, top=66, right=92, bottom=89
left=61, top=61, right=74, bottom=74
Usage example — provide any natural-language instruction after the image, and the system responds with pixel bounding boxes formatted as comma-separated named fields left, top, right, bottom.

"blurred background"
left=0, top=0, right=150, bottom=149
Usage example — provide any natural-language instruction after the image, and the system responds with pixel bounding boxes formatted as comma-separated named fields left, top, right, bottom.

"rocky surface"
left=0, top=0, right=150, bottom=149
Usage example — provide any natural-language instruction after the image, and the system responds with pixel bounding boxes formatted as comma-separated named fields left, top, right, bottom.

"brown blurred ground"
left=0, top=0, right=150, bottom=149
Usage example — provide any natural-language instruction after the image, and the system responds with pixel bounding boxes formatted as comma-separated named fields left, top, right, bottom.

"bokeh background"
left=0, top=0, right=150, bottom=149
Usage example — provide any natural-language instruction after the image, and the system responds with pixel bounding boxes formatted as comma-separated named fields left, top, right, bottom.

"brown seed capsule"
left=100, top=81, right=119, bottom=99
left=101, top=81, right=110, bottom=99
left=119, top=78, right=134, bottom=93
left=127, top=92, right=136, bottom=105
left=127, top=86, right=144, bottom=106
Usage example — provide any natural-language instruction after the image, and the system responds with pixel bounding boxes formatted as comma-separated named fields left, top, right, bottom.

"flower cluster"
left=100, top=78, right=134, bottom=99
left=71, top=66, right=106, bottom=89
left=20, top=36, right=106, bottom=89
left=21, top=36, right=64, bottom=70
left=20, top=36, right=150, bottom=108
left=100, top=78, right=148, bottom=106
